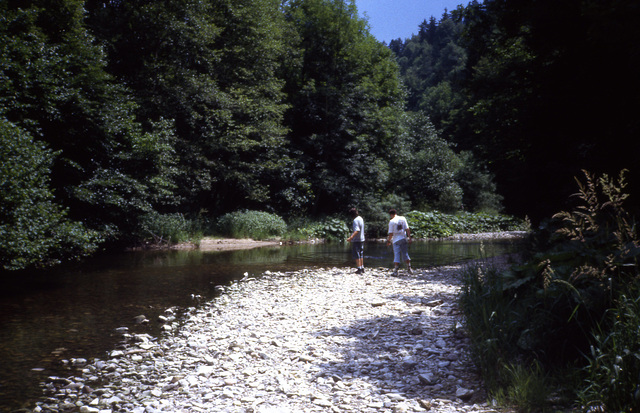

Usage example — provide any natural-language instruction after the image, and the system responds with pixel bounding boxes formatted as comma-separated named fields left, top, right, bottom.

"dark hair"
left=349, top=208, right=358, bottom=218
left=388, top=208, right=397, bottom=215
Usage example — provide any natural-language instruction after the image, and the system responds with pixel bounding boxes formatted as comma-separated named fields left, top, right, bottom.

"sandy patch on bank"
left=196, top=237, right=282, bottom=251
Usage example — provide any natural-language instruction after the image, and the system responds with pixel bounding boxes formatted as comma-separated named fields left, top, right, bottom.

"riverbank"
left=33, top=258, right=517, bottom=413
left=183, top=230, right=529, bottom=252
left=197, top=237, right=283, bottom=251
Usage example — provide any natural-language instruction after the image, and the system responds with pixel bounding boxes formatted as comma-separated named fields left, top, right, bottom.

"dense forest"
left=2, top=0, right=639, bottom=271
left=391, top=1, right=640, bottom=220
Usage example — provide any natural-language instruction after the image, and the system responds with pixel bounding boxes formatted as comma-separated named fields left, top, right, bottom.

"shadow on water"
left=0, top=239, right=521, bottom=410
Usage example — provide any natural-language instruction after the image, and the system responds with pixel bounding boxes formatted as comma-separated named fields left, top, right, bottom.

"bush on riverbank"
left=137, top=212, right=204, bottom=245
left=216, top=210, right=287, bottom=240
left=286, top=210, right=527, bottom=242
left=459, top=170, right=640, bottom=412
left=286, top=217, right=350, bottom=242
left=0, top=120, right=102, bottom=270
left=133, top=207, right=527, bottom=247
left=139, top=209, right=527, bottom=246
left=363, top=209, right=528, bottom=239
left=406, top=210, right=528, bottom=239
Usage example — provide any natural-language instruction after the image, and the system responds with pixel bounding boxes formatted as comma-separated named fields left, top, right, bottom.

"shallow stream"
left=0, top=239, right=522, bottom=411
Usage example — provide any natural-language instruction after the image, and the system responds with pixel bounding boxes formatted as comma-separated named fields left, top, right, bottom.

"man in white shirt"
left=386, top=209, right=412, bottom=276
left=347, top=208, right=365, bottom=274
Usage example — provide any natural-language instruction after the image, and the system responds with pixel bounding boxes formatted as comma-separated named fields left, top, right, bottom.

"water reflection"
left=0, top=239, right=520, bottom=410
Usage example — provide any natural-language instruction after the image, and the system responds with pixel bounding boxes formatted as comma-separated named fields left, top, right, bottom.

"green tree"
left=391, top=113, right=463, bottom=212
left=86, top=0, right=298, bottom=215
left=1, top=0, right=179, bottom=243
left=456, top=0, right=640, bottom=222
left=390, top=10, right=501, bottom=213
left=455, top=151, right=503, bottom=213
left=0, top=118, right=99, bottom=270
left=283, top=0, right=405, bottom=213
left=392, top=11, right=467, bottom=134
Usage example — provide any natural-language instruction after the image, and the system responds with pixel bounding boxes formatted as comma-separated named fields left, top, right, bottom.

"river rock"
left=132, top=315, right=148, bottom=324
left=456, top=386, right=475, bottom=400
left=418, top=372, right=436, bottom=385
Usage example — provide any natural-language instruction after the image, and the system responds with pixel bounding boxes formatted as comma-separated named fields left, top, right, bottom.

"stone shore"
left=33, top=261, right=516, bottom=413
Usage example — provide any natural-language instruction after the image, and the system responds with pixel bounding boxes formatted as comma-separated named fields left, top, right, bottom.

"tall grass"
left=137, top=211, right=203, bottom=244
left=459, top=170, right=640, bottom=412
left=580, top=290, right=640, bottom=411
left=216, top=210, right=287, bottom=240
left=492, top=362, right=550, bottom=412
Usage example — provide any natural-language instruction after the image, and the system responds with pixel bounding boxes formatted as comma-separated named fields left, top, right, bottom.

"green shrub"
left=138, top=212, right=201, bottom=244
left=459, top=170, right=640, bottom=412
left=406, top=210, right=456, bottom=238
left=313, top=217, right=349, bottom=241
left=406, top=210, right=527, bottom=239
left=290, top=208, right=525, bottom=242
left=434, top=182, right=463, bottom=213
left=216, top=210, right=286, bottom=240
left=0, top=118, right=101, bottom=270
left=456, top=150, right=504, bottom=213
left=359, top=194, right=413, bottom=238
left=286, top=217, right=349, bottom=241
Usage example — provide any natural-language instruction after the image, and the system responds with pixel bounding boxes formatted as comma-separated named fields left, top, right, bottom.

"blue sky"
left=353, top=0, right=469, bottom=43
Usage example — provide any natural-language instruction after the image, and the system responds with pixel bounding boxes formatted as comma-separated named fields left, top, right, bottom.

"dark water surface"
left=0, top=239, right=521, bottom=411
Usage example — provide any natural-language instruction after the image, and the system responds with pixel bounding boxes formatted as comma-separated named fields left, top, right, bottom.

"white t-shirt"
left=388, top=215, right=409, bottom=244
left=352, top=216, right=365, bottom=242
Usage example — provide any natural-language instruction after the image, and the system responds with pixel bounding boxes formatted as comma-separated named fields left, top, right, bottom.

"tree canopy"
left=392, top=0, right=640, bottom=222
left=2, top=0, right=637, bottom=269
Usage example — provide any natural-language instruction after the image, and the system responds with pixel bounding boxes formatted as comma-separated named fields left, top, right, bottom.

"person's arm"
left=347, top=229, right=359, bottom=242
left=387, top=219, right=394, bottom=246
left=406, top=227, right=412, bottom=242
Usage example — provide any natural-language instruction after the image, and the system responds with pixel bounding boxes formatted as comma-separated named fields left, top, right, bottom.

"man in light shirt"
left=386, top=209, right=412, bottom=276
left=347, top=208, right=365, bottom=274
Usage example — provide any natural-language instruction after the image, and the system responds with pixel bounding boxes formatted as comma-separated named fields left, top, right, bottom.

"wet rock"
left=133, top=315, right=148, bottom=324
left=71, top=358, right=87, bottom=367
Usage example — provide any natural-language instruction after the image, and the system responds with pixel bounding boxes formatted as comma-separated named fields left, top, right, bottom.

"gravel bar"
left=33, top=262, right=516, bottom=413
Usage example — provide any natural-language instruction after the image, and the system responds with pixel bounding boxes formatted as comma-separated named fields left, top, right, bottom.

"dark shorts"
left=351, top=241, right=364, bottom=260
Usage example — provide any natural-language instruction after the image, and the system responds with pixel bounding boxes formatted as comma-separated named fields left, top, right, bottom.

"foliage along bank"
left=134, top=208, right=528, bottom=248
left=390, top=0, right=640, bottom=223
left=0, top=0, right=501, bottom=271
left=5, top=0, right=638, bottom=271
left=460, top=170, right=640, bottom=412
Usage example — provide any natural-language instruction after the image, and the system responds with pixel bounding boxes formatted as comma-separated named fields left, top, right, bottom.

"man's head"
left=388, top=208, right=397, bottom=216
left=350, top=207, right=359, bottom=218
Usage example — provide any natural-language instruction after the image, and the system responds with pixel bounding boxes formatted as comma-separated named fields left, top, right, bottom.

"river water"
left=0, top=239, right=522, bottom=411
